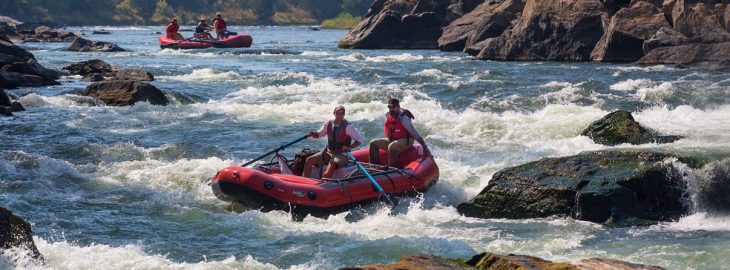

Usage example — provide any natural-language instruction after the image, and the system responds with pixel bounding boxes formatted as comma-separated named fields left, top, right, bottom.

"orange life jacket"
left=214, top=18, right=226, bottom=31
left=384, top=110, right=414, bottom=141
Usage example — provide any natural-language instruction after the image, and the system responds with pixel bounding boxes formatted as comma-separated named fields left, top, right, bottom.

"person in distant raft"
left=166, top=18, right=184, bottom=40
left=302, top=106, right=366, bottom=179
left=195, top=17, right=214, bottom=40
left=369, top=98, right=432, bottom=168
left=213, top=12, right=237, bottom=39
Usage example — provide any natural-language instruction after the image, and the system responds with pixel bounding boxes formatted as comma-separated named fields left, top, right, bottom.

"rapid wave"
left=158, top=68, right=244, bottom=82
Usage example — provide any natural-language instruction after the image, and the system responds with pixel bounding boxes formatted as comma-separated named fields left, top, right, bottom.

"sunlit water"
left=1, top=26, right=730, bottom=269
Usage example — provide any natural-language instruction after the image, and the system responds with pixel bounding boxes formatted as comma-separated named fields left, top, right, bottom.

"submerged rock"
left=457, top=151, right=692, bottom=225
left=581, top=110, right=681, bottom=146
left=115, top=69, right=154, bottom=81
left=67, top=37, right=125, bottom=52
left=0, top=205, right=43, bottom=261
left=62, top=59, right=115, bottom=77
left=82, top=80, right=168, bottom=106
left=343, top=252, right=665, bottom=270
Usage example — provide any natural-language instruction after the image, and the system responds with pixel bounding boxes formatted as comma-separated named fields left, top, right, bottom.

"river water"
left=1, top=26, right=729, bottom=269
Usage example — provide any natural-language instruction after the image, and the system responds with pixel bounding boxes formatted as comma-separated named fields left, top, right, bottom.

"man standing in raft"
left=166, top=18, right=184, bottom=40
left=369, top=98, right=432, bottom=168
left=213, top=12, right=236, bottom=39
left=302, top=106, right=366, bottom=179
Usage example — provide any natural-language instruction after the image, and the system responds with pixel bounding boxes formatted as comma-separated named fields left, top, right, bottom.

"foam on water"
left=634, top=105, right=730, bottom=147
left=335, top=53, right=426, bottom=62
left=4, top=238, right=279, bottom=270
left=540, top=81, right=590, bottom=104
left=158, top=68, right=244, bottom=82
left=413, top=69, right=459, bottom=80
left=610, top=79, right=675, bottom=102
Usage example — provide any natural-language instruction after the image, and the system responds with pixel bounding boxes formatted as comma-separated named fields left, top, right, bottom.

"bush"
left=320, top=13, right=362, bottom=30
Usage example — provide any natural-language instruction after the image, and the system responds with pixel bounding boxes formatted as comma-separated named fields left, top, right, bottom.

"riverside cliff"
left=340, top=0, right=730, bottom=66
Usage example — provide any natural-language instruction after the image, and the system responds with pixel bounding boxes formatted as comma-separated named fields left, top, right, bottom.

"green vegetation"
left=321, top=13, right=362, bottom=29
left=0, top=0, right=372, bottom=26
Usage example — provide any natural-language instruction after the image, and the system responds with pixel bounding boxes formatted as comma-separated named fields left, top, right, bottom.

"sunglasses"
left=335, top=111, right=345, bottom=115
left=387, top=105, right=397, bottom=109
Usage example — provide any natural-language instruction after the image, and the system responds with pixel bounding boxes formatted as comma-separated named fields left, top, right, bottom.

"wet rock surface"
left=457, top=150, right=693, bottom=225
left=0, top=205, right=43, bottom=261
left=581, top=110, right=682, bottom=145
left=82, top=80, right=168, bottom=106
left=67, top=37, right=125, bottom=52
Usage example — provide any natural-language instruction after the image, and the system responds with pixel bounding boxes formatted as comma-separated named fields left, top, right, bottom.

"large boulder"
left=338, top=0, right=463, bottom=49
left=67, top=37, right=125, bottom=52
left=0, top=88, right=10, bottom=106
left=474, top=0, right=610, bottom=61
left=1, top=58, right=62, bottom=81
left=82, top=80, right=169, bottom=106
left=590, top=1, right=670, bottom=62
left=439, top=0, right=525, bottom=51
left=638, top=42, right=730, bottom=66
left=581, top=110, right=682, bottom=145
left=0, top=40, right=35, bottom=60
left=0, top=205, right=43, bottom=260
left=457, top=151, right=693, bottom=225
left=0, top=71, right=52, bottom=88
left=62, top=59, right=115, bottom=77
left=115, top=69, right=154, bottom=81
left=642, top=27, right=690, bottom=53
left=666, top=1, right=730, bottom=43
left=344, top=252, right=665, bottom=270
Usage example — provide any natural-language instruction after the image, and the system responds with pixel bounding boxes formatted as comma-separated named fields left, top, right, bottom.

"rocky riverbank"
left=341, top=0, right=730, bottom=66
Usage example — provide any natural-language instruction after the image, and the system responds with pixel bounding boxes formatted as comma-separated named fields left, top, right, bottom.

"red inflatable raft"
left=158, top=34, right=252, bottom=49
left=209, top=145, right=439, bottom=218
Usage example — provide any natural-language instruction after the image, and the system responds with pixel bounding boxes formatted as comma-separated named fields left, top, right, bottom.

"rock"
left=338, top=0, right=460, bottom=49
left=642, top=27, right=690, bottom=53
left=82, top=80, right=169, bottom=106
left=474, top=0, right=610, bottom=61
left=0, top=53, right=24, bottom=66
left=0, top=205, right=43, bottom=260
left=0, top=105, right=12, bottom=116
left=457, top=151, right=692, bottom=225
left=581, top=110, right=682, bottom=145
left=439, top=0, right=525, bottom=51
left=342, top=252, right=666, bottom=270
left=0, top=39, right=35, bottom=60
left=575, top=258, right=665, bottom=270
left=668, top=1, right=730, bottom=43
left=92, top=30, right=111, bottom=35
left=81, top=73, right=105, bottom=82
left=0, top=71, right=52, bottom=88
left=0, top=33, right=11, bottom=44
left=1, top=58, right=62, bottom=81
left=639, top=41, right=730, bottom=66
left=115, top=69, right=154, bottom=81
left=67, top=37, right=125, bottom=52
left=9, top=101, right=24, bottom=112
left=62, top=59, right=114, bottom=76
left=0, top=88, right=10, bottom=106
left=695, top=159, right=730, bottom=214
left=590, top=1, right=670, bottom=62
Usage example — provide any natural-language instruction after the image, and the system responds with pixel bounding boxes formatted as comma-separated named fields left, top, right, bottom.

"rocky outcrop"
left=638, top=42, right=730, bottom=66
left=591, top=1, right=670, bottom=62
left=0, top=39, right=61, bottom=88
left=439, top=0, right=525, bottom=51
left=62, top=60, right=155, bottom=82
left=19, top=26, right=79, bottom=42
left=475, top=0, right=609, bottom=61
left=343, top=252, right=665, bottom=270
left=338, top=0, right=471, bottom=49
left=0, top=205, right=43, bottom=261
left=457, top=151, right=693, bottom=225
left=82, top=80, right=168, bottom=106
left=581, top=110, right=682, bottom=145
left=67, top=37, right=125, bottom=52
left=642, top=27, right=690, bottom=53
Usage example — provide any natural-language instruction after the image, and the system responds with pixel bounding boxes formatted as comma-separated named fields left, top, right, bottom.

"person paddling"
left=213, top=12, right=236, bottom=39
left=369, top=98, right=432, bottom=168
left=195, top=17, right=214, bottom=40
left=302, top=106, right=366, bottom=179
left=166, top=18, right=184, bottom=40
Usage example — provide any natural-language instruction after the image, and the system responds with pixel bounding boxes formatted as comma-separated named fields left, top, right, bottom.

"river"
left=1, top=26, right=730, bottom=269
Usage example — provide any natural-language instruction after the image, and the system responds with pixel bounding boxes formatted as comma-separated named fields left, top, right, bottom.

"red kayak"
left=158, top=34, right=252, bottom=49
left=209, top=145, right=439, bottom=218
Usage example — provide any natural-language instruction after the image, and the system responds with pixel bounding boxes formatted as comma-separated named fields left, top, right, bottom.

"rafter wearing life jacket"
left=327, top=120, right=352, bottom=153
left=384, top=109, right=415, bottom=141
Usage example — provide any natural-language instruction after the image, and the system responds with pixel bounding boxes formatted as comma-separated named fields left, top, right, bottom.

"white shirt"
left=315, top=120, right=366, bottom=144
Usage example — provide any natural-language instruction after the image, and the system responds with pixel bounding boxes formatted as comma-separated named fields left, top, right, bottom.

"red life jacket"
left=214, top=18, right=226, bottom=31
left=166, top=23, right=179, bottom=34
left=384, top=110, right=414, bottom=140
left=326, top=120, right=351, bottom=153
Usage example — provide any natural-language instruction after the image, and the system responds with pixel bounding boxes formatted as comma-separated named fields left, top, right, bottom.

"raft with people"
left=209, top=143, right=439, bottom=218
left=158, top=34, right=252, bottom=49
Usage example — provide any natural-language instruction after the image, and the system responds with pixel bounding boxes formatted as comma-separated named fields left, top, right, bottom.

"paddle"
left=345, top=150, right=397, bottom=207
left=241, top=135, right=309, bottom=167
